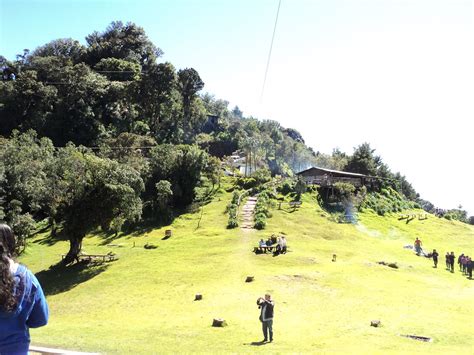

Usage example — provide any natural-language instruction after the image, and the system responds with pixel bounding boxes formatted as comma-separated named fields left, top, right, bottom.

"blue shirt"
left=0, top=264, right=49, bottom=355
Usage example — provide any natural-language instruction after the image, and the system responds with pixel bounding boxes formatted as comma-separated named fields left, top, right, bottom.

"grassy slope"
left=21, top=185, right=473, bottom=354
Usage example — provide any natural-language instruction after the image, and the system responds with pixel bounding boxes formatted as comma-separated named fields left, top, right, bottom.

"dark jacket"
left=257, top=299, right=274, bottom=321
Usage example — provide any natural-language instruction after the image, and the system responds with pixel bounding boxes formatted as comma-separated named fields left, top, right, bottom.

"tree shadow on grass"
left=33, top=228, right=69, bottom=247
left=35, top=261, right=109, bottom=296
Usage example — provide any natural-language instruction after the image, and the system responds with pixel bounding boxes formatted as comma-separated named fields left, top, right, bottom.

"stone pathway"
left=241, top=197, right=257, bottom=230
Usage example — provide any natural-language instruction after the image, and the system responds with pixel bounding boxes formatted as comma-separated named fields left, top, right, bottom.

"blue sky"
left=1, top=0, right=473, bottom=215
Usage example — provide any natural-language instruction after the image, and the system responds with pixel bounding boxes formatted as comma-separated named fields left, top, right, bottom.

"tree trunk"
left=63, top=236, right=83, bottom=265
left=50, top=217, right=58, bottom=238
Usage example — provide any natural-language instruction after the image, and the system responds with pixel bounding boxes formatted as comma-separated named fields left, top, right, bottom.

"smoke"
left=343, top=198, right=357, bottom=224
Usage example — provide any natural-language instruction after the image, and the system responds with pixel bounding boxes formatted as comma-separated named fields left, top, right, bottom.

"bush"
left=333, top=182, right=356, bottom=199
left=277, top=181, right=293, bottom=195
left=251, top=168, right=271, bottom=185
left=231, top=191, right=240, bottom=204
left=227, top=216, right=239, bottom=228
left=361, top=187, right=414, bottom=215
left=236, top=177, right=257, bottom=190
left=254, top=216, right=266, bottom=230
left=253, top=190, right=271, bottom=229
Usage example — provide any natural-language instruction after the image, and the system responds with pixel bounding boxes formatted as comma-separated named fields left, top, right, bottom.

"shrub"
left=227, top=216, right=239, bottom=228
left=236, top=177, right=257, bottom=190
left=254, top=216, right=266, bottom=230
left=361, top=187, right=415, bottom=215
left=277, top=181, right=293, bottom=195
left=231, top=191, right=240, bottom=204
left=251, top=168, right=271, bottom=185
left=253, top=190, right=271, bottom=229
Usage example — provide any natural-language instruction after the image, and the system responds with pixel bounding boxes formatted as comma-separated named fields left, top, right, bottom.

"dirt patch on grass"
left=272, top=273, right=336, bottom=294
left=297, top=256, right=318, bottom=264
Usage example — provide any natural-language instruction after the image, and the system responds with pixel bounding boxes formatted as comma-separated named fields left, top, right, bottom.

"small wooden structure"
left=61, top=253, right=117, bottom=263
left=370, top=320, right=381, bottom=327
left=296, top=166, right=379, bottom=188
left=212, top=318, right=227, bottom=327
left=278, top=201, right=302, bottom=210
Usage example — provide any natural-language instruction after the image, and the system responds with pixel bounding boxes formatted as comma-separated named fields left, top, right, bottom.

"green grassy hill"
left=21, top=186, right=473, bottom=354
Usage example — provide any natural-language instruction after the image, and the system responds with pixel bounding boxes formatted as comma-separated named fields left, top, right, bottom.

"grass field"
left=21, top=185, right=474, bottom=354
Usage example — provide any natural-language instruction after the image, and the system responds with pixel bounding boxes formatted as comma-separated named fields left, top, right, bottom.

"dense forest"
left=1, top=22, right=471, bottom=261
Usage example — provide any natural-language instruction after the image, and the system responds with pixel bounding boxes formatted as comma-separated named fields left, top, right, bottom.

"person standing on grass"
left=432, top=249, right=439, bottom=268
left=458, top=253, right=464, bottom=272
left=445, top=252, right=450, bottom=270
left=414, top=238, right=422, bottom=255
left=462, top=255, right=469, bottom=275
left=257, top=294, right=275, bottom=343
left=0, top=224, right=49, bottom=355
left=466, top=257, right=472, bottom=279
left=449, top=252, right=456, bottom=272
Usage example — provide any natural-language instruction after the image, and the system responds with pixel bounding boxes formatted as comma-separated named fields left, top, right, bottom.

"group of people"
left=444, top=251, right=456, bottom=272
left=414, top=238, right=472, bottom=279
left=258, top=235, right=287, bottom=255
left=442, top=252, right=473, bottom=278
left=456, top=254, right=472, bottom=278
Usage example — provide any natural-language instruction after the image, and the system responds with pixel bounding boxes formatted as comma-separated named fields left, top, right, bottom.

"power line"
left=261, top=0, right=282, bottom=102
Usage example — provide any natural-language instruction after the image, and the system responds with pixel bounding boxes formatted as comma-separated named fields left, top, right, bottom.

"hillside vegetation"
left=21, top=182, right=473, bottom=354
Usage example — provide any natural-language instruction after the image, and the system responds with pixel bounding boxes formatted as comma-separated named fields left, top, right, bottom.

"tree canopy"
left=1, top=20, right=454, bottom=261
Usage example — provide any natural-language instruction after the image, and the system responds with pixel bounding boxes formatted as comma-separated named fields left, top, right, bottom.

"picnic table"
left=278, top=201, right=302, bottom=211
left=398, top=213, right=428, bottom=221
left=253, top=244, right=277, bottom=253
left=253, top=244, right=289, bottom=254
left=61, top=253, right=117, bottom=263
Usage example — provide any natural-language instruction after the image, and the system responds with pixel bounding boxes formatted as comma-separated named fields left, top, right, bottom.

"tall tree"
left=137, top=62, right=177, bottom=132
left=85, top=21, right=162, bottom=68
left=0, top=70, right=57, bottom=136
left=345, top=143, right=381, bottom=176
left=31, top=38, right=86, bottom=64
left=177, top=68, right=204, bottom=134
left=54, top=147, right=144, bottom=264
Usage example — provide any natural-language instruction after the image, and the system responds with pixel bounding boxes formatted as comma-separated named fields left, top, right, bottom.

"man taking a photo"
left=257, top=293, right=275, bottom=342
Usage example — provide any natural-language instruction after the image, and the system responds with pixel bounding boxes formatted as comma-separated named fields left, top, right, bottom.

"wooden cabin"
left=296, top=167, right=379, bottom=188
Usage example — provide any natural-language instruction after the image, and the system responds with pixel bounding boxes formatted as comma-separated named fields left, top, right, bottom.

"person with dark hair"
left=445, top=252, right=450, bottom=270
left=0, top=224, right=49, bottom=355
left=449, top=252, right=456, bottom=272
left=432, top=249, right=439, bottom=268
left=257, top=293, right=275, bottom=343
left=458, top=253, right=464, bottom=272
left=466, top=257, right=472, bottom=279
left=461, top=255, right=468, bottom=275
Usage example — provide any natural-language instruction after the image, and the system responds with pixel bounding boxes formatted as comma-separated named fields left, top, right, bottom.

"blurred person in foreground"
left=0, top=224, right=49, bottom=355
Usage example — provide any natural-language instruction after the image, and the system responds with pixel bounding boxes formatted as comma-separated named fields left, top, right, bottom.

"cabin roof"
left=296, top=166, right=369, bottom=178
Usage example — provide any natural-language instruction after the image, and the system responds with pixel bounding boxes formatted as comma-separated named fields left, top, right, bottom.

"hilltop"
left=21, top=181, right=473, bottom=354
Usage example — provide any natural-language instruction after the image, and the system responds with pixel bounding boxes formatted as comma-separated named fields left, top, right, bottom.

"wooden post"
left=371, top=320, right=381, bottom=327
left=212, top=318, right=227, bottom=327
